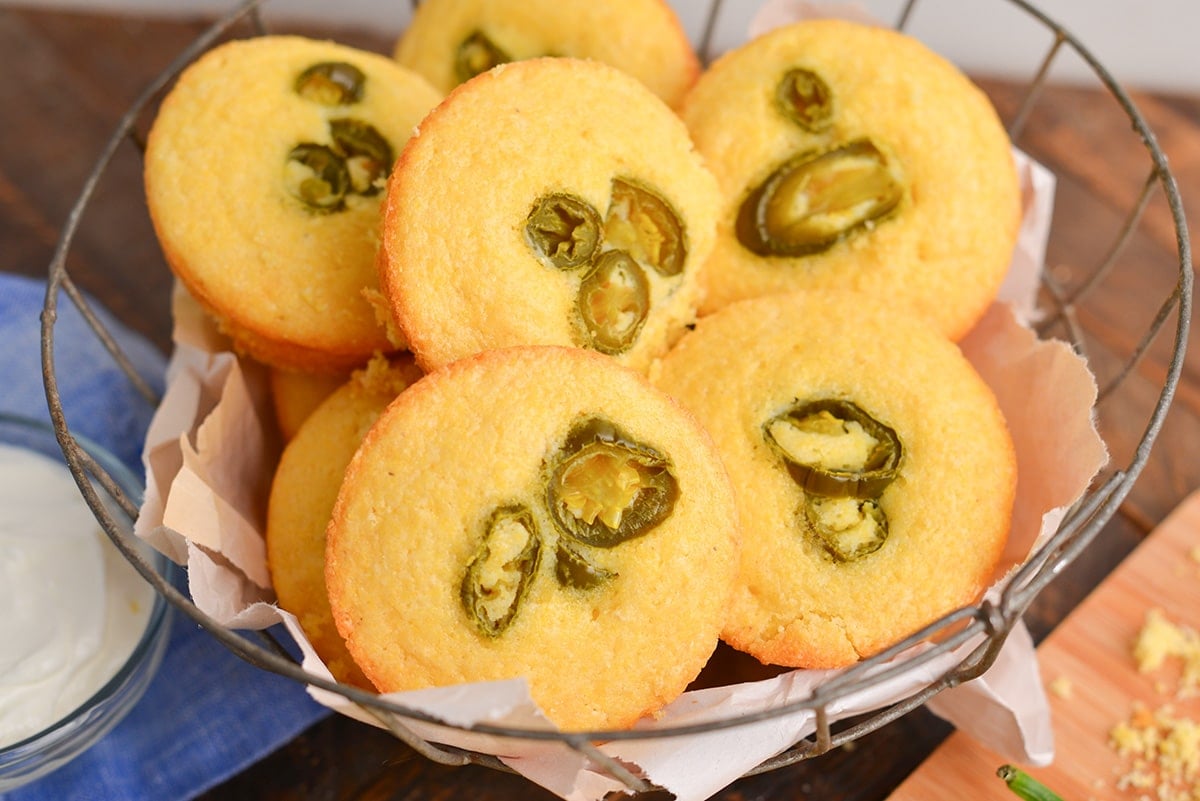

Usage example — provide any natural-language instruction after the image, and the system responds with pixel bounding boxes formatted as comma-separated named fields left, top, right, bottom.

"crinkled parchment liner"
left=132, top=6, right=1108, bottom=800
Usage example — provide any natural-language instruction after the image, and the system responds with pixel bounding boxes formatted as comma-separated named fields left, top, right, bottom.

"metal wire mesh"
left=40, top=0, right=1192, bottom=791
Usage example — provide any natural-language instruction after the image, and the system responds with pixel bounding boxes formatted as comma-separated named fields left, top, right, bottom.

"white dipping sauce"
left=0, top=444, right=154, bottom=748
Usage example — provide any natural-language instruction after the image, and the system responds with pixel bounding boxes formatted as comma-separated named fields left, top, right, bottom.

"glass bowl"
left=0, top=412, right=175, bottom=792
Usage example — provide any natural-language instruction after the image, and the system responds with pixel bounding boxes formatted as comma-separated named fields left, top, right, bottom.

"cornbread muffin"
left=378, top=58, right=718, bottom=376
left=680, top=19, right=1020, bottom=340
left=325, top=346, right=738, bottom=730
left=269, top=366, right=350, bottom=441
left=654, top=290, right=1016, bottom=669
left=393, top=0, right=699, bottom=108
left=145, top=36, right=442, bottom=373
left=267, top=355, right=423, bottom=688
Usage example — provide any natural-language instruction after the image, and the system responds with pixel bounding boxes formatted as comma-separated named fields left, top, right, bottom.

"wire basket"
left=40, top=0, right=1192, bottom=793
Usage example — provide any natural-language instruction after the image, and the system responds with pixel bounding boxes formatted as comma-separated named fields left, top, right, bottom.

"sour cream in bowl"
left=0, top=413, right=174, bottom=791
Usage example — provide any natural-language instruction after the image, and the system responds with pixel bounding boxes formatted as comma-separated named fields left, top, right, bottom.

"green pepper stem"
left=996, top=765, right=1065, bottom=801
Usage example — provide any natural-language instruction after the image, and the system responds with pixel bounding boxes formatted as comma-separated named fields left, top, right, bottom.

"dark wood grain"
left=3, top=7, right=1195, bottom=801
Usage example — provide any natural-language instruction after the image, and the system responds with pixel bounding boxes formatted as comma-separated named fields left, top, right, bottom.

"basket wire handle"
left=1008, top=32, right=1066, bottom=141
left=40, top=0, right=266, bottom=437
left=698, top=0, right=725, bottom=65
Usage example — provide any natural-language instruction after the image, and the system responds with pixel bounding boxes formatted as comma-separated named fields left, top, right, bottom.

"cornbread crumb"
left=1110, top=705, right=1200, bottom=801
left=1048, top=675, right=1074, bottom=700
left=362, top=288, right=409, bottom=351
left=353, top=352, right=421, bottom=398
left=1133, top=608, right=1200, bottom=698
left=1105, top=608, right=1200, bottom=801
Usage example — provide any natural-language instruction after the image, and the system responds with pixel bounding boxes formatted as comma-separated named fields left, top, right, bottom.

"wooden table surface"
left=3, top=6, right=1197, bottom=801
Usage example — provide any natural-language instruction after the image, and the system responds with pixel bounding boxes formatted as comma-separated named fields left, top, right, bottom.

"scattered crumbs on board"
left=1132, top=609, right=1200, bottom=698
left=1048, top=675, right=1074, bottom=700
left=1106, top=608, right=1200, bottom=801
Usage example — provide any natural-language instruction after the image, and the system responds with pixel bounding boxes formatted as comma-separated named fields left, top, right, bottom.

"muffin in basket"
left=393, top=0, right=699, bottom=108
left=378, top=57, right=719, bottom=376
left=267, top=355, right=423, bottom=689
left=144, top=35, right=441, bottom=373
left=325, top=346, right=739, bottom=730
left=681, top=18, right=1021, bottom=340
left=654, top=290, right=1016, bottom=669
left=268, top=365, right=351, bottom=441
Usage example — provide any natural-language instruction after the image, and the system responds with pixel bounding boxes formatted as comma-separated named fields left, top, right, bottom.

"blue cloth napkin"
left=0, top=272, right=329, bottom=801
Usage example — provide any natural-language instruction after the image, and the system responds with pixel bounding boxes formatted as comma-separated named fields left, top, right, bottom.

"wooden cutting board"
left=887, top=490, right=1200, bottom=801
